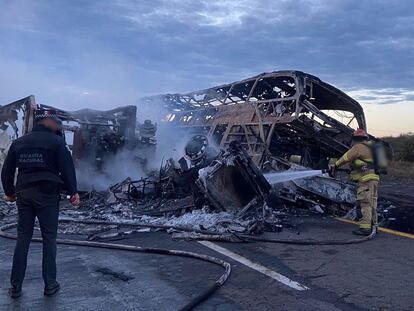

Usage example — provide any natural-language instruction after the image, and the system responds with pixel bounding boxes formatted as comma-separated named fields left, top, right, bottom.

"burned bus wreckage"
left=142, top=70, right=384, bottom=215
left=0, top=71, right=389, bottom=237
left=143, top=70, right=367, bottom=167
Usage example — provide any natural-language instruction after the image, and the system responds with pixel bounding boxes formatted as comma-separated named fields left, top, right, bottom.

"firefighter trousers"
left=357, top=180, right=378, bottom=230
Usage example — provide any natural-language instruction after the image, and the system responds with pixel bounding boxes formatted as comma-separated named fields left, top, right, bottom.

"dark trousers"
left=11, top=183, right=60, bottom=288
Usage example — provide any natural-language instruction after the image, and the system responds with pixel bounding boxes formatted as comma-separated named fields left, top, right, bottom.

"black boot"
left=9, top=285, right=22, bottom=299
left=44, top=282, right=60, bottom=296
left=352, top=228, right=371, bottom=236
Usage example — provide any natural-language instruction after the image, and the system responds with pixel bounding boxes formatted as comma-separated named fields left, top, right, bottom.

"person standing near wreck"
left=1, top=109, right=80, bottom=299
left=330, top=129, right=379, bottom=236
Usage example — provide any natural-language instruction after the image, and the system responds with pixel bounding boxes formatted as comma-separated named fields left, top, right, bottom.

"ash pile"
left=60, top=138, right=283, bottom=240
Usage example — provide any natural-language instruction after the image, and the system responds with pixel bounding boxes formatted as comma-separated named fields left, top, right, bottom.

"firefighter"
left=330, top=129, right=379, bottom=236
left=1, top=109, right=80, bottom=299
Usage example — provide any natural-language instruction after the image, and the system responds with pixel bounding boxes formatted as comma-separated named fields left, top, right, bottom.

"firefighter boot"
left=352, top=228, right=372, bottom=236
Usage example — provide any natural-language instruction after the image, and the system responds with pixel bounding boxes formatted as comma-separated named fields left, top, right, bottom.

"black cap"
left=34, top=108, right=62, bottom=124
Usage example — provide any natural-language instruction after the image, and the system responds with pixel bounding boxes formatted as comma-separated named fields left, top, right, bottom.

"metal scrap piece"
left=196, top=141, right=270, bottom=212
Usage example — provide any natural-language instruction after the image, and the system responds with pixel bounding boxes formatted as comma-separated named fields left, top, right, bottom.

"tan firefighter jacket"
left=335, top=142, right=380, bottom=182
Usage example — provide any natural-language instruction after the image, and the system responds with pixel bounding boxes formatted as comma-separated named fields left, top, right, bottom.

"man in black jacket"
left=1, top=109, right=80, bottom=298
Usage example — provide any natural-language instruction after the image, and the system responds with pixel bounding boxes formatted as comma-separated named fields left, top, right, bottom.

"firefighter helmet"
left=352, top=128, right=368, bottom=138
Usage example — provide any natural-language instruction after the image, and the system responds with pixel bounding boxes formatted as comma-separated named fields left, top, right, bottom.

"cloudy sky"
left=0, top=0, right=413, bottom=136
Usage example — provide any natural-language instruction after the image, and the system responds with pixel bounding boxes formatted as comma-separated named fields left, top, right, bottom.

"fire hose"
left=0, top=221, right=231, bottom=311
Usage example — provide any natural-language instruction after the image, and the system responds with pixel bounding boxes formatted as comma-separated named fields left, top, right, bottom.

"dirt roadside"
left=379, top=180, right=414, bottom=233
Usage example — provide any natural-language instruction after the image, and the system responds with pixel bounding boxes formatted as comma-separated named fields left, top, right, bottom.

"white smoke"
left=76, top=99, right=195, bottom=191
left=136, top=99, right=195, bottom=169
left=76, top=148, right=147, bottom=191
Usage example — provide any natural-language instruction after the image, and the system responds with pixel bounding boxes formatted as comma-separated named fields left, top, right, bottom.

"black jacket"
left=1, top=125, right=77, bottom=196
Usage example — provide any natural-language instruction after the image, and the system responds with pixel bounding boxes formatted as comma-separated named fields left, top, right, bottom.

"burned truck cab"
left=73, top=122, right=125, bottom=170
left=52, top=106, right=138, bottom=171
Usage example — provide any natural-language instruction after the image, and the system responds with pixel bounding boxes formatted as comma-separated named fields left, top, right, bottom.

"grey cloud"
left=0, top=0, right=413, bottom=109
left=347, top=88, right=414, bottom=105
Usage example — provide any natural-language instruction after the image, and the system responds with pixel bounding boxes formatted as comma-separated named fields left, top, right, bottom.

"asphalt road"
left=0, top=215, right=413, bottom=311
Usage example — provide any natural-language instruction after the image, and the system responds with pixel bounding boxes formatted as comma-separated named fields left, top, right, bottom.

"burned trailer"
left=0, top=96, right=156, bottom=174
left=142, top=71, right=368, bottom=169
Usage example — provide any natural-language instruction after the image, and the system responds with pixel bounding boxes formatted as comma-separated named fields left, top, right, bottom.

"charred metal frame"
left=143, top=71, right=367, bottom=168
left=196, top=141, right=271, bottom=212
left=0, top=95, right=37, bottom=137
